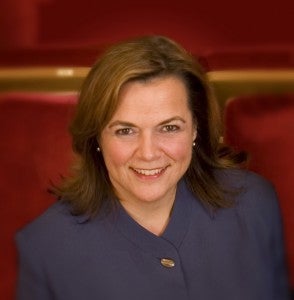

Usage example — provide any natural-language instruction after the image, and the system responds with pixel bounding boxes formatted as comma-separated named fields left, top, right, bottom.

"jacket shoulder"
left=15, top=201, right=90, bottom=248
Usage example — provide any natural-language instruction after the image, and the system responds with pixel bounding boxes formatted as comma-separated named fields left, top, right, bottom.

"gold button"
left=160, top=258, right=175, bottom=268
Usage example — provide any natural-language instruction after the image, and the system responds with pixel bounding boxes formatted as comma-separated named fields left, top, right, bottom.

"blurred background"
left=0, top=0, right=293, bottom=52
left=1, top=0, right=294, bottom=102
left=0, top=0, right=294, bottom=299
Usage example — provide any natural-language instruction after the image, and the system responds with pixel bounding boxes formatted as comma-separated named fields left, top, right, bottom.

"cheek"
left=102, top=140, right=133, bottom=168
left=161, top=137, right=193, bottom=161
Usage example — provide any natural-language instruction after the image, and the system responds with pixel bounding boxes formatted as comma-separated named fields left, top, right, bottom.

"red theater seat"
left=223, top=93, right=294, bottom=292
left=202, top=47, right=294, bottom=71
left=0, top=46, right=104, bottom=67
left=0, top=92, right=77, bottom=300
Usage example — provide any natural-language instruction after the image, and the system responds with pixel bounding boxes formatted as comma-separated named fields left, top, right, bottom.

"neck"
left=120, top=194, right=175, bottom=236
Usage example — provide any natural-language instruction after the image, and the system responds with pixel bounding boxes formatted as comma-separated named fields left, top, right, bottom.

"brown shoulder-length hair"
left=53, top=35, right=243, bottom=216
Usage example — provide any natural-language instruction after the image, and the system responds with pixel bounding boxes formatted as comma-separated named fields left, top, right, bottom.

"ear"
left=192, top=125, right=197, bottom=141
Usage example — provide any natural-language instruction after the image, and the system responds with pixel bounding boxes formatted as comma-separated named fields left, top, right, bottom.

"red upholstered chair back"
left=201, top=47, right=294, bottom=71
left=223, top=93, right=294, bottom=290
left=0, top=92, right=77, bottom=300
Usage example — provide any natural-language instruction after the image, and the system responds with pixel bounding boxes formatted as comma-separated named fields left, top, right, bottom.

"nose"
left=137, top=132, right=161, bottom=161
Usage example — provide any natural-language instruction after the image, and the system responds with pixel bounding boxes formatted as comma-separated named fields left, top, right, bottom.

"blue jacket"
left=15, top=170, right=290, bottom=299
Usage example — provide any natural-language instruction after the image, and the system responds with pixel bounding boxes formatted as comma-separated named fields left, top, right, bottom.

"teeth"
left=133, top=168, right=163, bottom=176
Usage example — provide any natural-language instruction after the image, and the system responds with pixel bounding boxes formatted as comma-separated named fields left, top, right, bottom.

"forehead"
left=112, top=76, right=191, bottom=118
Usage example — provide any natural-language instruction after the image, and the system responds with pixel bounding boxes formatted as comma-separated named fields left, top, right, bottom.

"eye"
left=115, top=128, right=134, bottom=136
left=162, top=124, right=180, bottom=132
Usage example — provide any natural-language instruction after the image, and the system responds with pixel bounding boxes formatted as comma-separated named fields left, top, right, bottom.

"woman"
left=16, top=35, right=290, bottom=299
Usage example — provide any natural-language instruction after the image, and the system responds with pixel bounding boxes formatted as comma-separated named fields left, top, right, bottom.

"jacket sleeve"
left=240, top=171, right=291, bottom=299
left=15, top=231, right=52, bottom=300
left=269, top=186, right=291, bottom=300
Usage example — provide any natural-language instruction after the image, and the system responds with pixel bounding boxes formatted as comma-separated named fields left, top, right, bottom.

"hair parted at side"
left=52, top=35, right=244, bottom=216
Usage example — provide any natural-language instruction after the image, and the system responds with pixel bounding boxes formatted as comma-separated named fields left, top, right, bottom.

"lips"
left=132, top=167, right=167, bottom=176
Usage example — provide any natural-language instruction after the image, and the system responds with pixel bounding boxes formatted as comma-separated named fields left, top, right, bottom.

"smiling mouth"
left=131, top=167, right=167, bottom=176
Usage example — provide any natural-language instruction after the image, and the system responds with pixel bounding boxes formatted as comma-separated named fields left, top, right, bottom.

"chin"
left=132, top=189, right=171, bottom=204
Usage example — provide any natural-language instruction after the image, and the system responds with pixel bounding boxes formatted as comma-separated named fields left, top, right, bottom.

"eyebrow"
left=108, top=116, right=186, bottom=128
left=108, top=121, right=135, bottom=128
left=158, top=116, right=186, bottom=126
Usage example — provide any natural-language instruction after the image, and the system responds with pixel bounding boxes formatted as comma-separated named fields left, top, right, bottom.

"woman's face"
left=100, top=76, right=196, bottom=208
